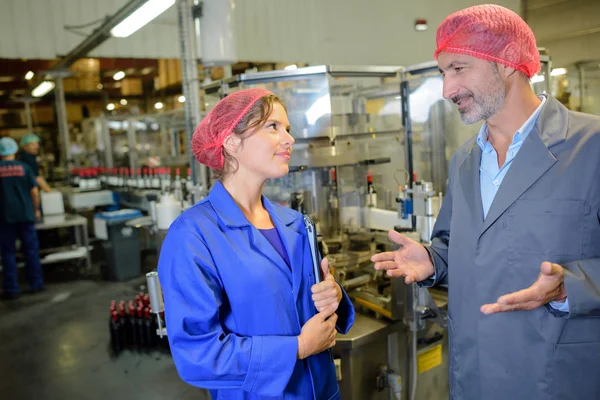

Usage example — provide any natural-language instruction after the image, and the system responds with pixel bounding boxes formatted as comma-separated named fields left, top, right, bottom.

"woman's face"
left=230, top=102, right=294, bottom=180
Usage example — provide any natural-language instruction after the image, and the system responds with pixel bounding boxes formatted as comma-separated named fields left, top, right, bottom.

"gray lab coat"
left=424, top=96, right=600, bottom=400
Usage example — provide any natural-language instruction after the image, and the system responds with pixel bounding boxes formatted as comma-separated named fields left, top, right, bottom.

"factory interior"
left=1, top=0, right=599, bottom=399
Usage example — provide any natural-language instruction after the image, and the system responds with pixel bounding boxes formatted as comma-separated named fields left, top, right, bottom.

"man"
left=0, top=137, right=44, bottom=299
left=372, top=5, right=600, bottom=400
left=19, top=133, right=52, bottom=192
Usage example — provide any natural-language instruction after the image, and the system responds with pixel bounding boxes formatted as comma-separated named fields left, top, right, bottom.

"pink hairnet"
left=192, top=88, right=274, bottom=170
left=434, top=5, right=540, bottom=78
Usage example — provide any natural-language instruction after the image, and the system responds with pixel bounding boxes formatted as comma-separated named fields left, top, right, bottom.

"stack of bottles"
left=71, top=167, right=195, bottom=200
left=108, top=292, right=169, bottom=354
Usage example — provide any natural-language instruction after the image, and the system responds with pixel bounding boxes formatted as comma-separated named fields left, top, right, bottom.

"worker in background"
left=372, top=5, right=600, bottom=400
left=158, top=89, right=354, bottom=399
left=19, top=133, right=52, bottom=192
left=0, top=137, right=43, bottom=300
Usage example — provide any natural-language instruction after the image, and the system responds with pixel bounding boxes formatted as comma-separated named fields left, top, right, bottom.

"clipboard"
left=303, top=214, right=322, bottom=284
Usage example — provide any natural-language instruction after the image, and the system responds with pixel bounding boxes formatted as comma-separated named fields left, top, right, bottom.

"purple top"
left=259, top=228, right=291, bottom=268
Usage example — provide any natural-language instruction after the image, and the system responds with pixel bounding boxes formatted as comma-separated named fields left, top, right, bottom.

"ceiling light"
left=32, top=81, right=55, bottom=97
left=113, top=71, right=126, bottom=81
left=284, top=65, right=298, bottom=71
left=111, top=0, right=176, bottom=38
left=120, top=99, right=128, bottom=106
left=141, top=67, right=153, bottom=75
left=25, top=71, right=34, bottom=80
left=106, top=103, right=115, bottom=111
left=550, top=68, right=567, bottom=77
left=178, top=95, right=185, bottom=103
left=154, top=102, right=164, bottom=110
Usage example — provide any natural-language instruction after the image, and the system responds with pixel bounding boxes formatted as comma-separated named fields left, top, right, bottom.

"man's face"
left=24, top=141, right=39, bottom=155
left=438, top=52, right=506, bottom=124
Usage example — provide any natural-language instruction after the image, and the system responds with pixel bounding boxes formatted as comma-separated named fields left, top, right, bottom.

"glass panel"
left=405, top=69, right=482, bottom=194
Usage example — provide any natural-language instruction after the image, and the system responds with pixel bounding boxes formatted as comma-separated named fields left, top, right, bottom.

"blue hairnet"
left=20, top=133, right=40, bottom=146
left=0, top=137, right=19, bottom=156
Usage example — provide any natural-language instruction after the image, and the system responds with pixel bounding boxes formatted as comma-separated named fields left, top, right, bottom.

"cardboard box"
left=121, top=78, right=143, bottom=96
left=158, top=59, right=169, bottom=89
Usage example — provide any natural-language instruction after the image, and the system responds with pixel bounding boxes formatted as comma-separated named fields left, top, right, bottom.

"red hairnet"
left=192, top=88, right=274, bottom=170
left=434, top=5, right=540, bottom=78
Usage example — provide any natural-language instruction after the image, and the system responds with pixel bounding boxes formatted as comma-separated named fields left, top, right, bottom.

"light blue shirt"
left=477, top=95, right=569, bottom=313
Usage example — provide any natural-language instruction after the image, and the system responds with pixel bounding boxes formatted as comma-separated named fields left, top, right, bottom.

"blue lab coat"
left=159, top=181, right=355, bottom=400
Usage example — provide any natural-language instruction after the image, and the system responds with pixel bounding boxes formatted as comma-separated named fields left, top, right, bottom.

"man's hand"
left=34, top=210, right=41, bottom=221
left=311, top=258, right=342, bottom=313
left=481, top=262, right=567, bottom=314
left=371, top=230, right=435, bottom=284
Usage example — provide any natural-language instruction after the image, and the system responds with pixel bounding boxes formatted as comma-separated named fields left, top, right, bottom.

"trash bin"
left=94, top=209, right=143, bottom=281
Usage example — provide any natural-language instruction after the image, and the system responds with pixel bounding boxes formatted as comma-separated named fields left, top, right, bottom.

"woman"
left=158, top=88, right=355, bottom=400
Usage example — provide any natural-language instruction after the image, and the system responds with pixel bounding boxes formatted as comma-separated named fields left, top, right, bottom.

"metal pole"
left=24, top=101, right=33, bottom=132
left=400, top=71, right=417, bottom=231
left=100, top=117, right=114, bottom=168
left=578, top=63, right=585, bottom=112
left=177, top=0, right=207, bottom=191
left=126, top=117, right=137, bottom=172
left=54, top=77, right=71, bottom=172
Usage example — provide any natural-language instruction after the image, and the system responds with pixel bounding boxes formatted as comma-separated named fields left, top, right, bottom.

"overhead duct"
left=199, top=0, right=238, bottom=65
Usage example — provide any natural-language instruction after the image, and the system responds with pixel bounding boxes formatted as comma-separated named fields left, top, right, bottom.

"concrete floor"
left=0, top=260, right=211, bottom=400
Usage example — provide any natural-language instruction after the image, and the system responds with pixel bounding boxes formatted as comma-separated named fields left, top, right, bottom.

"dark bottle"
left=137, top=306, right=146, bottom=349
left=128, top=304, right=138, bottom=349
left=109, top=311, right=124, bottom=354
left=144, top=308, right=155, bottom=349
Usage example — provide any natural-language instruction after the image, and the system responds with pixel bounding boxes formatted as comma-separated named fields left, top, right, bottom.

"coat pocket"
left=552, top=341, right=600, bottom=400
left=508, top=199, right=585, bottom=257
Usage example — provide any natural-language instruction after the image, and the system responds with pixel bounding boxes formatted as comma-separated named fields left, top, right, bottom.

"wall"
left=0, top=0, right=520, bottom=66
left=0, top=0, right=180, bottom=59
left=525, top=0, right=600, bottom=67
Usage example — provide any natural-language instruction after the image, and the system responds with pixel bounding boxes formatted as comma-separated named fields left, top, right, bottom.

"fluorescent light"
left=531, top=75, right=545, bottom=84
left=25, top=71, right=34, bottom=80
left=106, top=103, right=115, bottom=111
left=32, top=81, right=55, bottom=97
left=178, top=95, right=185, bottom=103
left=113, top=71, right=126, bottom=81
left=120, top=99, right=128, bottom=106
left=551, top=68, right=567, bottom=77
left=154, top=102, right=164, bottom=110
left=415, top=24, right=428, bottom=31
left=284, top=64, right=298, bottom=71
left=111, top=0, right=176, bottom=38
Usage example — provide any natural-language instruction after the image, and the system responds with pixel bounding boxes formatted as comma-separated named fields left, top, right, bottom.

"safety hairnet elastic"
left=0, top=137, right=19, bottom=156
left=192, top=88, right=274, bottom=170
left=20, top=133, right=40, bottom=146
left=434, top=4, right=540, bottom=78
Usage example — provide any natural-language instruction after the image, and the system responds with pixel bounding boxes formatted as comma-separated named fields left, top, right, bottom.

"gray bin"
left=99, top=217, right=141, bottom=281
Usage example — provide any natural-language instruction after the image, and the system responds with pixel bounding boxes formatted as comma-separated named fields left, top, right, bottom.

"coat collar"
left=207, top=180, right=300, bottom=229
left=459, top=96, right=567, bottom=239
left=207, top=180, right=305, bottom=296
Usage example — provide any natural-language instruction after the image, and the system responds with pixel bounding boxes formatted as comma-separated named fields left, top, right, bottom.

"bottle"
left=109, top=311, right=124, bottom=354
left=137, top=168, right=144, bottom=189
left=367, top=170, right=377, bottom=207
left=144, top=308, right=155, bottom=349
left=173, top=168, right=183, bottom=204
left=144, top=168, right=151, bottom=189
left=152, top=168, right=160, bottom=189
left=137, top=306, right=146, bottom=349
left=128, top=303, right=138, bottom=349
